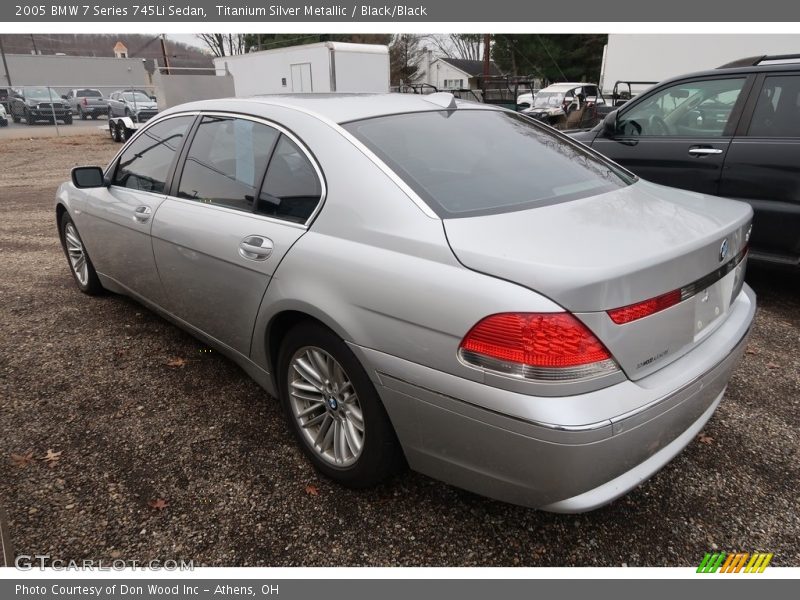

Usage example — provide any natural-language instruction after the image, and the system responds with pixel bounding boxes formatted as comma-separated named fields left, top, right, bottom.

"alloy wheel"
left=288, top=346, right=365, bottom=467
left=64, top=222, right=88, bottom=285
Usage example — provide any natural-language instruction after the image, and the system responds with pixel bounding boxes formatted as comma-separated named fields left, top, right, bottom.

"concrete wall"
left=1, top=54, right=153, bottom=95
left=152, top=71, right=235, bottom=110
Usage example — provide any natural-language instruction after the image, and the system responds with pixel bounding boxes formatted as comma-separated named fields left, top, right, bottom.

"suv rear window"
left=344, top=109, right=634, bottom=218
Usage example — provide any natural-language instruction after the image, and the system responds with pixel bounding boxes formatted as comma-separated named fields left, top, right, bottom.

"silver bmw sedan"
left=56, top=93, right=755, bottom=512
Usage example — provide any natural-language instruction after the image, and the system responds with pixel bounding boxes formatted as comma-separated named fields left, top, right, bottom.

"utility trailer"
left=213, top=41, right=390, bottom=96
left=107, top=116, right=144, bottom=143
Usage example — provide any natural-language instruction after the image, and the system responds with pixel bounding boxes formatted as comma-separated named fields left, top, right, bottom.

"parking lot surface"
left=0, top=135, right=798, bottom=567
left=0, top=118, right=107, bottom=139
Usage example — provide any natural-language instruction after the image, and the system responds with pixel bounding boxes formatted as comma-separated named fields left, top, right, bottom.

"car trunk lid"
left=443, top=180, right=752, bottom=380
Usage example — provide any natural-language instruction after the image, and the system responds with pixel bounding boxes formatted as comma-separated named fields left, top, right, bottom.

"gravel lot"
left=1, top=134, right=798, bottom=567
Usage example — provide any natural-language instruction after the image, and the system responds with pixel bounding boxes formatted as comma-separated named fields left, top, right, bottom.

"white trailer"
left=600, top=34, right=800, bottom=94
left=214, top=42, right=390, bottom=97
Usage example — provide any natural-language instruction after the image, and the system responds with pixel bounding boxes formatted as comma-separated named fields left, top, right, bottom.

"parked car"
left=63, top=88, right=107, bottom=120
left=56, top=93, right=754, bottom=512
left=0, top=102, right=8, bottom=127
left=9, top=86, right=72, bottom=125
left=522, top=82, right=606, bottom=129
left=0, top=87, right=10, bottom=112
left=570, top=55, right=800, bottom=268
left=106, top=89, right=159, bottom=123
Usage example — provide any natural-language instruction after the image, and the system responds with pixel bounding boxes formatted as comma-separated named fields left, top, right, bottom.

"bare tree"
left=196, top=33, right=246, bottom=57
left=389, top=34, right=424, bottom=85
left=422, top=34, right=483, bottom=60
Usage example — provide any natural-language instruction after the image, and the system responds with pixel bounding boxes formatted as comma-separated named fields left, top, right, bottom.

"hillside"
left=0, top=34, right=213, bottom=69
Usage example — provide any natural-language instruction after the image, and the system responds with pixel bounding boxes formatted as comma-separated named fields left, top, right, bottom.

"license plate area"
left=693, top=267, right=740, bottom=340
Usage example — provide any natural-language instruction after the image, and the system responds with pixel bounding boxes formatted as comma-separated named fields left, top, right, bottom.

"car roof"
left=162, top=93, right=501, bottom=124
left=641, top=60, right=800, bottom=91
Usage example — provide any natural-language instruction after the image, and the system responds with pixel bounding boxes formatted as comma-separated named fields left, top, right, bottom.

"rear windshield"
left=344, top=109, right=634, bottom=218
left=77, top=89, right=102, bottom=97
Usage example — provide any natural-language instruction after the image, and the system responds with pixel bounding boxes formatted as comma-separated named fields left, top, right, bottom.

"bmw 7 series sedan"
left=56, top=93, right=755, bottom=512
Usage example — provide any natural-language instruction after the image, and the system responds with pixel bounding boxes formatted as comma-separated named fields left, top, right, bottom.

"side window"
left=748, top=75, right=800, bottom=138
left=618, top=78, right=745, bottom=137
left=177, top=116, right=279, bottom=212
left=257, top=136, right=322, bottom=224
left=111, top=116, right=193, bottom=193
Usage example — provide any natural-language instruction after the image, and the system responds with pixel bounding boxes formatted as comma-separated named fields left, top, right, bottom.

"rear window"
left=344, top=109, right=634, bottom=218
left=77, top=89, right=102, bottom=97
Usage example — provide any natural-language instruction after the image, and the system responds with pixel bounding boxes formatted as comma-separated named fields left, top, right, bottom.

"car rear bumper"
left=351, top=284, right=755, bottom=512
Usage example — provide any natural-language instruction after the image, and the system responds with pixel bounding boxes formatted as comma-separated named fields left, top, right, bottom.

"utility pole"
left=159, top=34, right=171, bottom=75
left=30, top=34, right=38, bottom=55
left=0, top=36, right=11, bottom=86
left=482, top=33, right=491, bottom=96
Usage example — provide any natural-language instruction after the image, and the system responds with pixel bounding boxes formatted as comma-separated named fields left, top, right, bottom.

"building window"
left=442, top=79, right=464, bottom=90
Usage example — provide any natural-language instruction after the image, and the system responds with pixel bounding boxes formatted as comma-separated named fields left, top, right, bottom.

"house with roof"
left=416, top=51, right=503, bottom=90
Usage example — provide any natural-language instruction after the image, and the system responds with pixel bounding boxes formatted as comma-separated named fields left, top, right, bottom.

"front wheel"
left=59, top=213, right=103, bottom=295
left=63, top=115, right=72, bottom=125
left=277, top=322, right=404, bottom=487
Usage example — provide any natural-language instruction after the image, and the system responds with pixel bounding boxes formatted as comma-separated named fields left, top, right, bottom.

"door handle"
left=133, top=205, right=152, bottom=222
left=238, top=235, right=274, bottom=261
left=688, top=147, right=723, bottom=156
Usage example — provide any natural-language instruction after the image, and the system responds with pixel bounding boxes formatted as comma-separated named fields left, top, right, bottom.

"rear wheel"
left=91, top=113, right=98, bottom=120
left=59, top=213, right=103, bottom=295
left=63, top=114, right=72, bottom=125
left=277, top=321, right=404, bottom=487
left=118, top=123, right=128, bottom=142
left=24, top=108, right=33, bottom=125
left=79, top=107, right=86, bottom=120
left=111, top=122, right=122, bottom=142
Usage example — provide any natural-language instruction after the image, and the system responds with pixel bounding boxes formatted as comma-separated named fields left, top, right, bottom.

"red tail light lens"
left=82, top=97, right=88, bottom=106
left=459, top=313, right=618, bottom=382
left=607, top=289, right=682, bottom=325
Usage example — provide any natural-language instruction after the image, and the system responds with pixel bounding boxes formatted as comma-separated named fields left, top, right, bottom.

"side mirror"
left=602, top=110, right=618, bottom=137
left=71, top=166, right=106, bottom=189
left=150, top=96, right=156, bottom=101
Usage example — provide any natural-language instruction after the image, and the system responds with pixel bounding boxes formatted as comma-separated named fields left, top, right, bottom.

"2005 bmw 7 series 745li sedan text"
left=56, top=92, right=755, bottom=512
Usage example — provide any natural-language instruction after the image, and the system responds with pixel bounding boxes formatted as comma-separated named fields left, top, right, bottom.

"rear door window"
left=747, top=75, right=800, bottom=137
left=256, top=136, right=322, bottom=223
left=177, top=115, right=280, bottom=212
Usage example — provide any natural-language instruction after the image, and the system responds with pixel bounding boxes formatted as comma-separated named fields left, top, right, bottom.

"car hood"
left=443, top=180, right=752, bottom=313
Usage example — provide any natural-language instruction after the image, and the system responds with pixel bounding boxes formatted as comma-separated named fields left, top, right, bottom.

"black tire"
left=63, top=115, right=72, bottom=125
left=58, top=213, right=103, bottom=295
left=91, top=113, right=98, bottom=120
left=118, top=123, right=128, bottom=142
left=79, top=107, right=86, bottom=120
left=277, top=321, right=404, bottom=487
left=24, top=109, right=33, bottom=125
left=112, top=122, right=122, bottom=143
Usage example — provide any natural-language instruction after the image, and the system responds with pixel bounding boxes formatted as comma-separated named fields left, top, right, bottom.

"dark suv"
left=570, top=55, right=800, bottom=268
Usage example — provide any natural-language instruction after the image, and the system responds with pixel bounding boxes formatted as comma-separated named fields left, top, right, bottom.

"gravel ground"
left=1, top=136, right=798, bottom=567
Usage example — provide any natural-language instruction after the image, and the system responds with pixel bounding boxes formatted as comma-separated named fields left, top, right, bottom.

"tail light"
left=459, top=313, right=619, bottom=382
left=607, top=289, right=681, bottom=325
left=82, top=97, right=88, bottom=106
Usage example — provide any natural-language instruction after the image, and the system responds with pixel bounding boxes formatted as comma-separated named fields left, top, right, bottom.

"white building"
left=416, top=51, right=503, bottom=90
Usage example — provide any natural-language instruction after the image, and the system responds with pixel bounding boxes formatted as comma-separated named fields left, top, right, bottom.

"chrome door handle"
left=688, top=147, right=723, bottom=156
left=133, top=205, right=152, bottom=222
left=239, top=235, right=274, bottom=261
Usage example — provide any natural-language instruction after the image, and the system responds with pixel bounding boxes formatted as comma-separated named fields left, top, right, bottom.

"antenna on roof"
left=424, top=92, right=457, bottom=110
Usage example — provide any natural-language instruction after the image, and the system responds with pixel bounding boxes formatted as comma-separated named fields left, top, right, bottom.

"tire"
left=24, top=109, right=33, bottom=125
left=277, top=321, right=405, bottom=488
left=91, top=113, right=98, bottom=120
left=79, top=107, right=86, bottom=120
left=12, top=115, right=20, bottom=123
left=58, top=213, right=103, bottom=295
left=118, top=123, right=128, bottom=142
left=112, top=122, right=122, bottom=143
left=63, top=115, right=72, bottom=125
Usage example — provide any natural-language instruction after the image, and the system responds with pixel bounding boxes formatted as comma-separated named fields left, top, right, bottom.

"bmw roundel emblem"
left=719, top=238, right=729, bottom=262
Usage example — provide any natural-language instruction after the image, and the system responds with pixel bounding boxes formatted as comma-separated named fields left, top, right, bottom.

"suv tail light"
left=82, top=97, right=88, bottom=106
left=459, top=313, right=619, bottom=382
